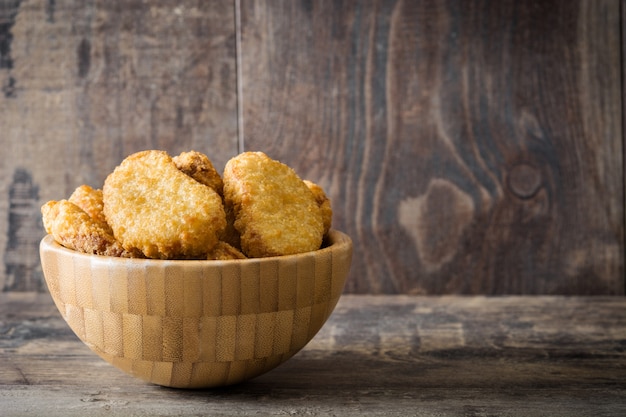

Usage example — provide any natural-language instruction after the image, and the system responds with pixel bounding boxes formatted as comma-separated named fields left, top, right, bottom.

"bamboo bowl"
left=39, top=230, right=352, bottom=388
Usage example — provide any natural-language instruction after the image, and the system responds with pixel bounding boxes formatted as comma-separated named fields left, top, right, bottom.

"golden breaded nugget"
left=206, top=241, right=247, bottom=260
left=69, top=185, right=111, bottom=233
left=304, top=180, right=332, bottom=236
left=42, top=200, right=141, bottom=258
left=173, top=150, right=224, bottom=196
left=223, top=152, right=324, bottom=257
left=103, top=150, right=226, bottom=259
left=174, top=150, right=242, bottom=249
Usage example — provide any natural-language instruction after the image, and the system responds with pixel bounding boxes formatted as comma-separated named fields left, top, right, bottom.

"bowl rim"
left=40, top=229, right=352, bottom=266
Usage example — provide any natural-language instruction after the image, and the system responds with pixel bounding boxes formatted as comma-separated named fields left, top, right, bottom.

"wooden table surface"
left=1, top=294, right=625, bottom=416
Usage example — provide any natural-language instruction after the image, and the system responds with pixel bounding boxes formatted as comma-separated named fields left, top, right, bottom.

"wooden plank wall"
left=0, top=0, right=239, bottom=294
left=0, top=0, right=622, bottom=296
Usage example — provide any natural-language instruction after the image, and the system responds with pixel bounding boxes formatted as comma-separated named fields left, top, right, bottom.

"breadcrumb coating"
left=304, top=180, right=333, bottom=236
left=69, top=185, right=111, bottom=233
left=223, top=152, right=324, bottom=257
left=103, top=150, right=226, bottom=259
left=173, top=150, right=224, bottom=196
left=206, top=241, right=247, bottom=260
left=42, top=150, right=333, bottom=261
left=41, top=200, right=141, bottom=258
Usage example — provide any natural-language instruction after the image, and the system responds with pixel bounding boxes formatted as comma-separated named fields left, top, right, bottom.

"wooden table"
left=1, top=294, right=625, bottom=416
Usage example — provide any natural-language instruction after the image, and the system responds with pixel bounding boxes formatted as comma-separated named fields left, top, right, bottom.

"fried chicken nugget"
left=172, top=150, right=243, bottom=250
left=103, top=150, right=226, bottom=259
left=303, top=180, right=332, bottom=236
left=223, top=152, right=324, bottom=258
left=69, top=185, right=111, bottom=233
left=173, top=150, right=243, bottom=251
left=42, top=200, right=140, bottom=258
left=206, top=241, right=247, bottom=260
left=173, top=150, right=224, bottom=196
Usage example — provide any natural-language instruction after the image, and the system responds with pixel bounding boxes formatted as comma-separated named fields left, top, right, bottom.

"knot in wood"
left=507, top=163, right=542, bottom=199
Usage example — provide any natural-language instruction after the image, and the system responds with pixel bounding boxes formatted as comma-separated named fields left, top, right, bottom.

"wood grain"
left=0, top=0, right=238, bottom=292
left=39, top=231, right=352, bottom=388
left=1, top=0, right=624, bottom=296
left=239, top=0, right=623, bottom=294
left=1, top=294, right=625, bottom=416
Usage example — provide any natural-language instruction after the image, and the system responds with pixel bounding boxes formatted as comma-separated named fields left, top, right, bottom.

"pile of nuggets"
left=41, top=150, right=332, bottom=260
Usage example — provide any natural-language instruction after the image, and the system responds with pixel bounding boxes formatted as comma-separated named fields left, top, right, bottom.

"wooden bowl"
left=39, top=230, right=352, bottom=388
